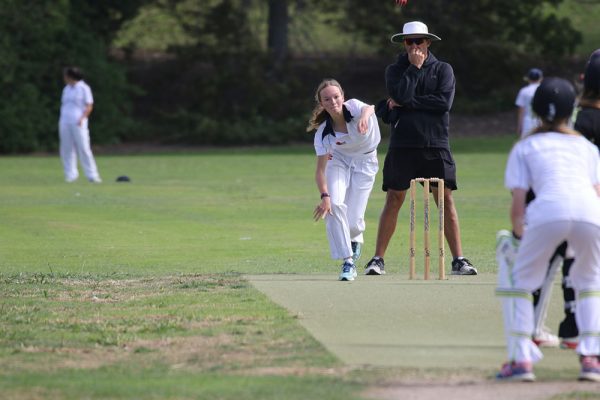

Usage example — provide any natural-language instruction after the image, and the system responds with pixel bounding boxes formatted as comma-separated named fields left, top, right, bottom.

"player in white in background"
left=59, top=66, right=102, bottom=183
left=308, top=79, right=381, bottom=281
left=515, top=68, right=543, bottom=137
left=497, top=77, right=600, bottom=382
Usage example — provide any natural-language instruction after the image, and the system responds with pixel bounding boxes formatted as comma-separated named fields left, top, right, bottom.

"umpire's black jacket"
left=376, top=51, right=455, bottom=150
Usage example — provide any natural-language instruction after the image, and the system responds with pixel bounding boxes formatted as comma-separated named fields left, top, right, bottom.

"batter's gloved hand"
left=496, top=229, right=520, bottom=268
left=496, top=229, right=520, bottom=289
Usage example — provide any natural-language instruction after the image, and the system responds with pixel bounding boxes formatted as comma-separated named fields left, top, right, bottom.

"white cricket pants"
left=59, top=122, right=100, bottom=182
left=325, top=151, right=378, bottom=260
left=499, top=221, right=600, bottom=363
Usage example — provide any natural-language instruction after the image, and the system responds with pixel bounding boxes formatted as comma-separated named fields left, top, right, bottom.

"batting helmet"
left=532, top=77, right=576, bottom=122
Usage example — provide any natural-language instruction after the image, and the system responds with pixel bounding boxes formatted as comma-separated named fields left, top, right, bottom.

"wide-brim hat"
left=391, top=21, right=441, bottom=43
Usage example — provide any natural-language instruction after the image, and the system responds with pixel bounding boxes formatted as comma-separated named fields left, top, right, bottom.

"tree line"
left=0, top=0, right=583, bottom=153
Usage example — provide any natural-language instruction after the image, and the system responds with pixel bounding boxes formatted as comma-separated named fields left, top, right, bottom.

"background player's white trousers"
left=325, top=151, right=378, bottom=260
left=498, top=221, right=600, bottom=362
left=59, top=123, right=100, bottom=182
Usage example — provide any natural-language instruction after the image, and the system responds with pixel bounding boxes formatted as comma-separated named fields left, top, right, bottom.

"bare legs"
left=373, top=187, right=462, bottom=259
left=374, top=189, right=406, bottom=257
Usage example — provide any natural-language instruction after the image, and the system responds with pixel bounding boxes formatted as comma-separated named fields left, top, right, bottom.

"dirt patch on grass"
left=7, top=318, right=284, bottom=374
left=8, top=334, right=240, bottom=373
left=14, top=345, right=130, bottom=371
left=128, top=334, right=250, bottom=371
left=359, top=367, right=600, bottom=400
left=236, top=365, right=356, bottom=377
left=364, top=380, right=600, bottom=400
left=2, top=273, right=331, bottom=376
left=2, top=388, right=64, bottom=400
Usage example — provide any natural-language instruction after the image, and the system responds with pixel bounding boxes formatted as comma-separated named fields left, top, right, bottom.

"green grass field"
left=2, top=136, right=599, bottom=399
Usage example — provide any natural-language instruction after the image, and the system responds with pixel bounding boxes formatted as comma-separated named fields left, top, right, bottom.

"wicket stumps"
left=409, top=178, right=445, bottom=280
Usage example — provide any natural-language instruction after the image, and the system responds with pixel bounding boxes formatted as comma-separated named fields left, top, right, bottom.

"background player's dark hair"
left=581, top=57, right=600, bottom=103
left=63, top=66, right=84, bottom=81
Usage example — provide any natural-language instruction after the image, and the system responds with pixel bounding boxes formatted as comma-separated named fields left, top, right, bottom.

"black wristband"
left=512, top=230, right=522, bottom=240
left=320, top=193, right=330, bottom=199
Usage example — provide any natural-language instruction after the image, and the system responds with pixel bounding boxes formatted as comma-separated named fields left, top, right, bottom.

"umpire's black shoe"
left=451, top=257, right=478, bottom=275
left=364, top=257, right=385, bottom=275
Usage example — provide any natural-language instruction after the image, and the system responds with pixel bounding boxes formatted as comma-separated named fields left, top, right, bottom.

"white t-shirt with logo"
left=505, top=132, right=600, bottom=228
left=60, top=80, right=93, bottom=126
left=313, top=98, right=381, bottom=157
left=515, top=83, right=540, bottom=137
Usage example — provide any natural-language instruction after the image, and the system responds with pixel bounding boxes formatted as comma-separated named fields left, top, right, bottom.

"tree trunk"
left=267, top=0, right=288, bottom=65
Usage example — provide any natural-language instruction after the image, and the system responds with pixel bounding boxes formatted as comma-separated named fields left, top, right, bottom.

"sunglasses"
left=404, top=37, right=426, bottom=45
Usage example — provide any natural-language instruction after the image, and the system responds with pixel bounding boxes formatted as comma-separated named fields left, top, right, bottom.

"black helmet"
left=532, top=77, right=576, bottom=122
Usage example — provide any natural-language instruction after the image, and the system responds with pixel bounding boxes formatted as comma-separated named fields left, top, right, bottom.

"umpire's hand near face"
left=408, top=46, right=426, bottom=69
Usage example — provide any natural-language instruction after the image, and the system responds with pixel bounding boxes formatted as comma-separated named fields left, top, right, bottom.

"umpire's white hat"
left=391, top=21, right=441, bottom=43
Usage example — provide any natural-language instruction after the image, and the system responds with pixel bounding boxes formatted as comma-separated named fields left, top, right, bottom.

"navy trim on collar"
left=322, top=104, right=353, bottom=141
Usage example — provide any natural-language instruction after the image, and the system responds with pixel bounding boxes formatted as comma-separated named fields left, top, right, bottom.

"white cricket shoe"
left=339, top=261, right=357, bottom=281
left=533, top=327, right=560, bottom=348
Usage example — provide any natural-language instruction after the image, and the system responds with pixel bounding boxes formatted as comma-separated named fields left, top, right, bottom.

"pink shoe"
left=496, top=361, right=535, bottom=382
left=579, top=356, right=600, bottom=382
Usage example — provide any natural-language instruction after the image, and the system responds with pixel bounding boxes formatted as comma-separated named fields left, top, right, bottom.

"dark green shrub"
left=0, top=0, right=141, bottom=153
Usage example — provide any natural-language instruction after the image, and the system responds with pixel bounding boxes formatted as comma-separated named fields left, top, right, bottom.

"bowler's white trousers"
left=59, top=122, right=100, bottom=182
left=325, top=151, right=378, bottom=260
left=498, top=221, right=600, bottom=363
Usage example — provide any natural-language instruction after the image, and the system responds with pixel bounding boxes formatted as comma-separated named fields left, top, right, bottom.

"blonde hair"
left=306, top=79, right=344, bottom=132
left=530, top=118, right=580, bottom=136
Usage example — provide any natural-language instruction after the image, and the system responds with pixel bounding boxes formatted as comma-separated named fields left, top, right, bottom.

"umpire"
left=364, top=21, right=477, bottom=276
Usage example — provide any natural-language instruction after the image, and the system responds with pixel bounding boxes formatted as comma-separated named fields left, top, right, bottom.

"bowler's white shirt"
left=505, top=132, right=600, bottom=227
left=313, top=99, right=381, bottom=157
left=515, top=83, right=540, bottom=137
left=60, top=80, right=93, bottom=126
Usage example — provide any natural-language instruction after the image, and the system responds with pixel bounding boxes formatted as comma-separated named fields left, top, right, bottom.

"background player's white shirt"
left=505, top=132, right=600, bottom=228
left=515, top=83, right=540, bottom=137
left=313, top=98, right=381, bottom=157
left=60, top=81, right=93, bottom=126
